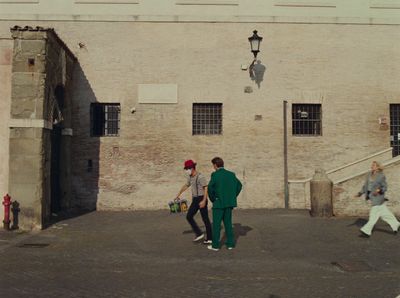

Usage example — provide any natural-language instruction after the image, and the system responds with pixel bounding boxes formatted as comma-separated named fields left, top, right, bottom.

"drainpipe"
left=283, top=101, right=289, bottom=209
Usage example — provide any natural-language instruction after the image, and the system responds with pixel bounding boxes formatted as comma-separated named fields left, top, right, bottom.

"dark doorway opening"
left=50, top=85, right=65, bottom=214
left=50, top=123, right=62, bottom=214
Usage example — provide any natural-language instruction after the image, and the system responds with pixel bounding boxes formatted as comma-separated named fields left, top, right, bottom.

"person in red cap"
left=175, top=159, right=212, bottom=243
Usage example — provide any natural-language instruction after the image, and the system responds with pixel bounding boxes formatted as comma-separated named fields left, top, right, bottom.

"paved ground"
left=0, top=209, right=399, bottom=298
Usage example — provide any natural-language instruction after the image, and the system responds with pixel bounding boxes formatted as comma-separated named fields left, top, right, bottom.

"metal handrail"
left=333, top=154, right=400, bottom=184
left=326, top=147, right=392, bottom=175
left=288, top=147, right=393, bottom=184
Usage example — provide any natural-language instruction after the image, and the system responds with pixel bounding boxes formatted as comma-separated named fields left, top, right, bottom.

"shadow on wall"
left=69, top=63, right=100, bottom=213
left=249, top=60, right=266, bottom=89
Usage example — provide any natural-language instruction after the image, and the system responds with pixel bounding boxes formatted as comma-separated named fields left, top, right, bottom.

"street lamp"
left=248, top=30, right=263, bottom=59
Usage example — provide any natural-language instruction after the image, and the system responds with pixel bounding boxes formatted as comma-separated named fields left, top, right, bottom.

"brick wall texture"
left=1, top=21, right=400, bottom=217
left=0, top=37, right=12, bottom=220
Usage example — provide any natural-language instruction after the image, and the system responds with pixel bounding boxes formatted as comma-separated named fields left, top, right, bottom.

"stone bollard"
left=310, top=168, right=333, bottom=217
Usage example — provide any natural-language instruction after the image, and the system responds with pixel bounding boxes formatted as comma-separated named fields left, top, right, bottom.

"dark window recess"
left=192, top=103, right=222, bottom=135
left=87, top=159, right=93, bottom=172
left=292, top=104, right=322, bottom=136
left=390, top=104, right=400, bottom=157
left=91, top=103, right=120, bottom=137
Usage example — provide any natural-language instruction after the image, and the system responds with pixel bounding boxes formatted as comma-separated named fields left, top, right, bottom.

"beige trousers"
left=360, top=203, right=400, bottom=236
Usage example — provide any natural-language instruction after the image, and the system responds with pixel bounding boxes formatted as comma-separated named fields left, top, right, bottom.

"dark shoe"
left=394, top=230, right=398, bottom=235
left=359, top=231, right=370, bottom=238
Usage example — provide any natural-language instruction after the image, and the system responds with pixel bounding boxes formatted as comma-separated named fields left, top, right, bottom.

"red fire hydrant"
left=3, top=194, right=11, bottom=230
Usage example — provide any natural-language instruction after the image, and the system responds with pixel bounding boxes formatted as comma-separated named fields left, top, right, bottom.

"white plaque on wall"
left=138, top=84, right=178, bottom=104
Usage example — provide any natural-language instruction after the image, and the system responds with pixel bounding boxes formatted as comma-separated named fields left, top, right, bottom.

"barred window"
left=192, top=103, right=222, bottom=135
left=91, top=103, right=120, bottom=137
left=292, top=104, right=322, bottom=136
left=390, top=104, right=400, bottom=157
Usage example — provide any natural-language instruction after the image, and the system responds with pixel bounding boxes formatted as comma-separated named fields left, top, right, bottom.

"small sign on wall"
left=378, top=116, right=388, bottom=125
left=378, top=116, right=389, bottom=131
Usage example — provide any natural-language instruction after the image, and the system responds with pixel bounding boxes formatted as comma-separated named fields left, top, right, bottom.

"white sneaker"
left=203, top=240, right=212, bottom=244
left=207, top=245, right=219, bottom=251
left=193, top=234, right=204, bottom=242
left=227, top=247, right=234, bottom=250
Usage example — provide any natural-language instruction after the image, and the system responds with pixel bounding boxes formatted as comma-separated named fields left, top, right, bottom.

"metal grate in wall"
left=292, top=104, right=322, bottom=136
left=91, top=103, right=120, bottom=137
left=192, top=103, right=222, bottom=135
left=390, top=104, right=400, bottom=157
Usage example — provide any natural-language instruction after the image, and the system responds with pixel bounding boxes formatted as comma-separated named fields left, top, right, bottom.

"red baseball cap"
left=184, top=159, right=196, bottom=169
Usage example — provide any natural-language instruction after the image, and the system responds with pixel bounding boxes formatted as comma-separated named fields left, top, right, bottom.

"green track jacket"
left=208, top=167, right=242, bottom=209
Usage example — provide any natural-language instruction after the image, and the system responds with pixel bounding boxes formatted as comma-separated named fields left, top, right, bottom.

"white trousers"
left=360, top=203, right=400, bottom=236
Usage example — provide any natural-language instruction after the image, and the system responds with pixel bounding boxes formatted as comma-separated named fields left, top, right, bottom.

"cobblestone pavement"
left=0, top=209, right=399, bottom=298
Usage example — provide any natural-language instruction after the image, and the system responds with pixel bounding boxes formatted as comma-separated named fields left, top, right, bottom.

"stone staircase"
left=288, top=148, right=400, bottom=216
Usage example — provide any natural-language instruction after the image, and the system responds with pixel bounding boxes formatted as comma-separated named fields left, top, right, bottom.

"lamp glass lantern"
left=248, top=30, right=263, bottom=58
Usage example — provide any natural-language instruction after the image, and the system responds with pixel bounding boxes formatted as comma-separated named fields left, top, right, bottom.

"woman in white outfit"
left=355, top=161, right=400, bottom=238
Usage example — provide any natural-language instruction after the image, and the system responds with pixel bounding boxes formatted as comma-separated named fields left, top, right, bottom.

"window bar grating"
left=91, top=103, right=120, bottom=137
left=105, top=105, right=120, bottom=136
left=390, top=104, right=400, bottom=157
left=192, top=103, right=222, bottom=135
left=292, top=104, right=322, bottom=136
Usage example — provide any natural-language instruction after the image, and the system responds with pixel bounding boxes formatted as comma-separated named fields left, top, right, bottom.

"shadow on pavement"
left=373, top=227, right=397, bottom=235
left=182, top=223, right=253, bottom=244
left=346, top=218, right=395, bottom=235
left=47, top=208, right=95, bottom=228
left=220, top=223, right=253, bottom=245
left=347, top=218, right=367, bottom=228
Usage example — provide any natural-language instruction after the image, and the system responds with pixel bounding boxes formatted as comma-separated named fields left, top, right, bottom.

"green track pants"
left=212, top=207, right=234, bottom=249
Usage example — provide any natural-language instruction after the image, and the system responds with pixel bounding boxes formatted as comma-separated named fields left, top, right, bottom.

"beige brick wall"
left=0, top=38, right=12, bottom=220
left=1, top=20, right=400, bottom=213
left=1, top=0, right=400, bottom=24
left=65, top=22, right=398, bottom=210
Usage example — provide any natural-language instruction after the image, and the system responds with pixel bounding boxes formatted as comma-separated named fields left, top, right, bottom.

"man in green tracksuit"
left=207, top=157, right=242, bottom=251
